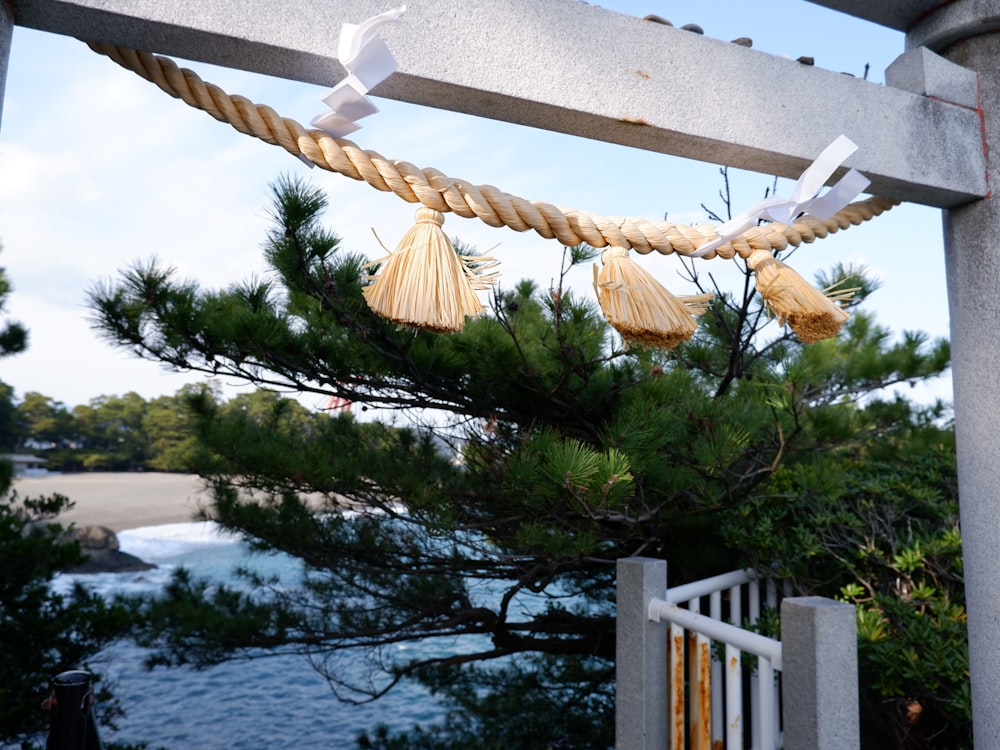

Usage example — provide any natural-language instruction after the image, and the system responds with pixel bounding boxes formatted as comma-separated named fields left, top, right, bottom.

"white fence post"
left=781, top=596, right=860, bottom=750
left=616, top=557, right=668, bottom=750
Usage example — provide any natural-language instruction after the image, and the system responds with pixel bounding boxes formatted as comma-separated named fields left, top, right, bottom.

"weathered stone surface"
left=67, top=524, right=119, bottom=552
left=886, top=47, right=979, bottom=109
left=5, top=0, right=988, bottom=206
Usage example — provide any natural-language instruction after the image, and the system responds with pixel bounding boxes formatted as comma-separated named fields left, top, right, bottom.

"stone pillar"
left=781, top=597, right=859, bottom=750
left=616, top=557, right=668, bottom=750
left=909, top=5, right=1000, bottom=748
left=0, top=0, right=12, bottom=128
left=941, top=75, right=1000, bottom=747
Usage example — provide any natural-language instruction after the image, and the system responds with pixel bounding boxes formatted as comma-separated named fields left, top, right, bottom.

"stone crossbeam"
left=805, top=1, right=941, bottom=32
left=7, top=0, right=987, bottom=208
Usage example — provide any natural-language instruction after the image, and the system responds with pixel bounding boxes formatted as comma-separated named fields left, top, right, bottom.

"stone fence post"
left=780, top=597, right=859, bottom=750
left=616, top=557, right=668, bottom=750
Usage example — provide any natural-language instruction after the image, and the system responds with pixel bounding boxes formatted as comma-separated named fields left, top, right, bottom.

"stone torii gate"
left=1, top=0, right=997, bottom=743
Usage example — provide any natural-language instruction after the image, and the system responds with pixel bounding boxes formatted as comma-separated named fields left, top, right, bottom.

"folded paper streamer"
left=692, top=135, right=871, bottom=258
left=594, top=247, right=713, bottom=348
left=362, top=208, right=500, bottom=333
left=311, top=6, right=406, bottom=139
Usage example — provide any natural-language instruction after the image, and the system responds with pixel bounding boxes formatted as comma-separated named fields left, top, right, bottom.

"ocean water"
left=55, top=522, right=448, bottom=750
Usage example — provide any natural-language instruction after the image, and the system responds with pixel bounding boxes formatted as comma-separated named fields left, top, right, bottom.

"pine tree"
left=0, top=244, right=27, bottom=359
left=87, top=176, right=953, bottom=749
left=0, top=246, right=28, bottom=450
left=0, top=250, right=137, bottom=749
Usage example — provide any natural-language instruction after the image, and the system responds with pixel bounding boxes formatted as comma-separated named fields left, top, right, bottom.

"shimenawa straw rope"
left=85, top=41, right=897, bottom=342
left=85, top=42, right=898, bottom=261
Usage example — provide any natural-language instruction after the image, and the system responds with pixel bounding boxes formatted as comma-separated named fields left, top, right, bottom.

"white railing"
left=650, top=568, right=790, bottom=750
left=616, top=558, right=859, bottom=750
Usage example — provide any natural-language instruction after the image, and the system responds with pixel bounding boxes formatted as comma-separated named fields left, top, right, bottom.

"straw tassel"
left=746, top=248, right=850, bottom=343
left=593, top=247, right=713, bottom=349
left=362, top=208, right=499, bottom=333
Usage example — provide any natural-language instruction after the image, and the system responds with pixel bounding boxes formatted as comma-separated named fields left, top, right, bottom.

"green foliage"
left=85, top=174, right=959, bottom=749
left=0, top=244, right=149, bottom=750
left=143, top=384, right=220, bottom=472
left=725, top=404, right=967, bottom=748
left=72, top=392, right=151, bottom=470
left=0, top=244, right=28, bottom=358
left=0, top=248, right=28, bottom=451
left=0, top=381, right=19, bottom=452
left=0, top=484, right=135, bottom=747
left=8, top=384, right=222, bottom=473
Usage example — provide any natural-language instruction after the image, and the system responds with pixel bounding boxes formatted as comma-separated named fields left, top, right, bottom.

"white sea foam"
left=119, top=520, right=236, bottom=543
left=117, top=521, right=243, bottom=563
left=52, top=521, right=285, bottom=598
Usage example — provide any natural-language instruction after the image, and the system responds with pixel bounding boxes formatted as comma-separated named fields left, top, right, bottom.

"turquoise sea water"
left=55, top=523, right=447, bottom=749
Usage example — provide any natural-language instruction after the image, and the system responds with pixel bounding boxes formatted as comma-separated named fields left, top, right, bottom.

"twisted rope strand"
left=87, top=40, right=900, bottom=256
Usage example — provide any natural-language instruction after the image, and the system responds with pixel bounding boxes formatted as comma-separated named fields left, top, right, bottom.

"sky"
left=0, top=0, right=953, bottom=411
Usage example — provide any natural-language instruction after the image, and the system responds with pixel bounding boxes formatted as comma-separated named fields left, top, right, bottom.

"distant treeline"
left=0, top=382, right=324, bottom=472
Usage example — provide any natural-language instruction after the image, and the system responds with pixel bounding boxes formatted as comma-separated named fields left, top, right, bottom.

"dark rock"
left=62, top=525, right=157, bottom=574
left=66, top=549, right=156, bottom=574
left=68, top=525, right=119, bottom=552
left=681, top=23, right=704, bottom=34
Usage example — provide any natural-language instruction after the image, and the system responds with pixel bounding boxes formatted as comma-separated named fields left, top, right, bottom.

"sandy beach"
left=12, top=472, right=210, bottom=532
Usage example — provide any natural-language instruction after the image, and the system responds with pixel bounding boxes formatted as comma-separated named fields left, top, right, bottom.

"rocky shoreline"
left=62, top=525, right=156, bottom=574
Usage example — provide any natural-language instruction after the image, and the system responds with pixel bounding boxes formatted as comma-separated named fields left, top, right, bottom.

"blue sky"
left=0, top=1, right=951, bottom=409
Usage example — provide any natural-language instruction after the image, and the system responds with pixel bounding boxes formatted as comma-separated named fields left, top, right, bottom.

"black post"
left=45, top=670, right=103, bottom=750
